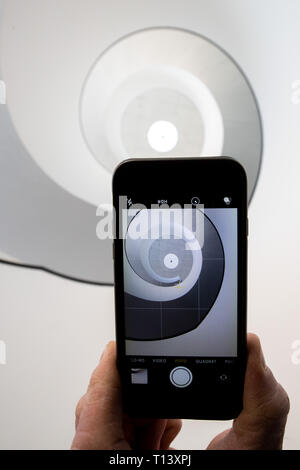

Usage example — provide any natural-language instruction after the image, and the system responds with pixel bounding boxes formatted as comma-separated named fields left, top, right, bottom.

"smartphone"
left=112, top=157, right=247, bottom=420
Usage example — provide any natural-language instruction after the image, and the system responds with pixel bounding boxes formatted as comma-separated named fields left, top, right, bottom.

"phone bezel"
left=112, top=157, right=247, bottom=420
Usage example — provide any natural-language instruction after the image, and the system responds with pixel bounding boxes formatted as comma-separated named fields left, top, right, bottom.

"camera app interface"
left=121, top=197, right=238, bottom=388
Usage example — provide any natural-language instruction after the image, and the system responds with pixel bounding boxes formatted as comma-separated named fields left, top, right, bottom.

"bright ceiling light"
left=147, top=120, right=179, bottom=153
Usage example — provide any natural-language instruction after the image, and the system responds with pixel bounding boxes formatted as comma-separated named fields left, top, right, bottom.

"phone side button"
left=170, top=367, right=193, bottom=388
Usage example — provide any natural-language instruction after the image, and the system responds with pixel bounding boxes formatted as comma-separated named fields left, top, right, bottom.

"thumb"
left=232, top=333, right=290, bottom=449
left=71, top=341, right=130, bottom=450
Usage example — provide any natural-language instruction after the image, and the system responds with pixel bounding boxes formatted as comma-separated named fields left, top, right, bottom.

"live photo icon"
left=224, top=196, right=232, bottom=206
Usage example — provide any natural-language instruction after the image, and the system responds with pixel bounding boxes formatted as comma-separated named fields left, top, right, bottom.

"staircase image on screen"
left=123, top=208, right=225, bottom=340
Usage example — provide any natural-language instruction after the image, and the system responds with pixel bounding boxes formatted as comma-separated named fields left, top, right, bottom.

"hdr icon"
left=0, top=340, right=6, bottom=365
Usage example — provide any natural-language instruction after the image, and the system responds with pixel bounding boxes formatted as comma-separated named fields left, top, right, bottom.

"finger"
left=71, top=341, right=130, bottom=450
left=132, top=419, right=168, bottom=450
left=128, top=418, right=181, bottom=450
left=160, top=419, right=182, bottom=450
left=75, top=394, right=86, bottom=430
left=233, top=333, right=290, bottom=449
left=206, top=428, right=231, bottom=450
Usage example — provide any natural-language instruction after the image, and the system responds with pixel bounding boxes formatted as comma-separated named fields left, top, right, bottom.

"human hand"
left=71, top=334, right=289, bottom=450
left=71, top=341, right=182, bottom=450
left=207, top=333, right=290, bottom=450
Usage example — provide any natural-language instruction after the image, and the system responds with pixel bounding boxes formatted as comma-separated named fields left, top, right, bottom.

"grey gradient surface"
left=0, top=106, right=113, bottom=284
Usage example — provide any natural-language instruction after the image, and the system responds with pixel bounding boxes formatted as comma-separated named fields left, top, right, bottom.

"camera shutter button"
left=170, top=367, right=193, bottom=388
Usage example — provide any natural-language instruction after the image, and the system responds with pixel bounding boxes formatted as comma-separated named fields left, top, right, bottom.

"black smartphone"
left=112, top=157, right=247, bottom=420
